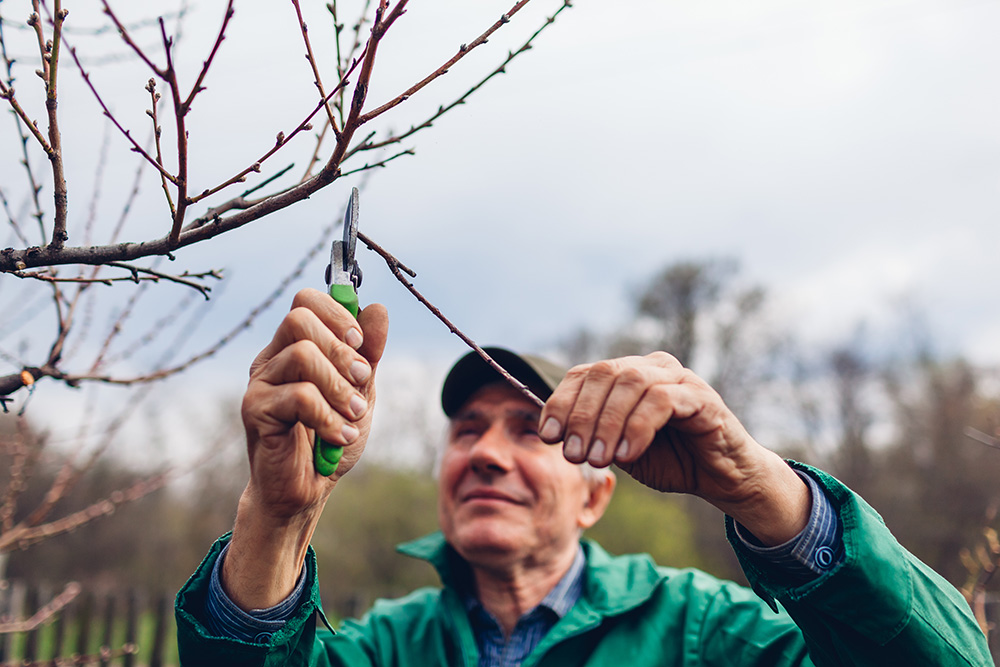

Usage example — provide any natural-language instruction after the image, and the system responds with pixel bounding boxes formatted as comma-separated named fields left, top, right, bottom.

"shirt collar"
left=462, top=544, right=586, bottom=620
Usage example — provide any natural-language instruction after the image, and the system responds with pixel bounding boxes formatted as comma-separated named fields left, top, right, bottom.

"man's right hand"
left=223, top=289, right=388, bottom=610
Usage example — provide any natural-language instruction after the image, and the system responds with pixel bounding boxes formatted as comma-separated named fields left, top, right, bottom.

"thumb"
left=357, top=303, right=389, bottom=370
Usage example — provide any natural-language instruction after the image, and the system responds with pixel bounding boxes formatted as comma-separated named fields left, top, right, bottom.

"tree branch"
left=38, top=0, right=70, bottom=250
left=291, top=0, right=339, bottom=137
left=357, top=0, right=533, bottom=125
left=0, top=582, right=80, bottom=633
left=358, top=231, right=544, bottom=408
left=181, top=0, right=234, bottom=113
left=349, top=0, right=572, bottom=159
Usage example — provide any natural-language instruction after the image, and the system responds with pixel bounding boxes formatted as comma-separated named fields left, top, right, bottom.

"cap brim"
left=441, top=347, right=567, bottom=417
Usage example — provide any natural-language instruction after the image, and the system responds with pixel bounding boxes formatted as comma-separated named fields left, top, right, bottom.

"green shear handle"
left=314, top=188, right=362, bottom=476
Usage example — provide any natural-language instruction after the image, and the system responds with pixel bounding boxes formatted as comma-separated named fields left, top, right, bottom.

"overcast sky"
left=1, top=0, right=998, bottom=463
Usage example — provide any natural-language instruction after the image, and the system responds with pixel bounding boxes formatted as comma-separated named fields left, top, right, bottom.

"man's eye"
left=452, top=426, right=482, bottom=441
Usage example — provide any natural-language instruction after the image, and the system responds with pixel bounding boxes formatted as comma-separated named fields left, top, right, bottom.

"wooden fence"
left=0, top=582, right=176, bottom=667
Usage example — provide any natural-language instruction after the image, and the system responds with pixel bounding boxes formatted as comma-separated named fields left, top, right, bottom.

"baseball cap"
left=441, top=347, right=567, bottom=417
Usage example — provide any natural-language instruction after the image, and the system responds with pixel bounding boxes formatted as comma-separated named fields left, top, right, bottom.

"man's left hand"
left=538, top=352, right=811, bottom=545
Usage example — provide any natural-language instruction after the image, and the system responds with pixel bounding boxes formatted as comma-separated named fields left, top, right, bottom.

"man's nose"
left=468, top=424, right=514, bottom=476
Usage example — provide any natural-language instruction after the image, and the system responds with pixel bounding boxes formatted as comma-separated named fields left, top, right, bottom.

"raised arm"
left=222, top=288, right=388, bottom=611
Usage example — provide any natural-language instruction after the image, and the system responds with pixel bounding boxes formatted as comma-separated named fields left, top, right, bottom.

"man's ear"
left=577, top=471, right=616, bottom=530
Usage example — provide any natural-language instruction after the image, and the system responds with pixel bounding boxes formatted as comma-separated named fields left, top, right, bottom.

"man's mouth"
left=461, top=487, right=523, bottom=505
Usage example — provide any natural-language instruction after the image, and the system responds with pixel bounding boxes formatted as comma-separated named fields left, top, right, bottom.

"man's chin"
left=448, top=520, right=528, bottom=563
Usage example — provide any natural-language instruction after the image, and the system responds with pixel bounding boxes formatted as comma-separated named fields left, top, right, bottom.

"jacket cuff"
left=175, top=533, right=325, bottom=667
left=730, top=469, right=843, bottom=584
left=727, top=462, right=913, bottom=644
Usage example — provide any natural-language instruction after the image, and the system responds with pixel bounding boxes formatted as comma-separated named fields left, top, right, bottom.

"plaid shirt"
left=463, top=546, right=585, bottom=667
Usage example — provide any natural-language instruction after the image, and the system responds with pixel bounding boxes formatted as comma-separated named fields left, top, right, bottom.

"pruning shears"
left=314, top=187, right=363, bottom=476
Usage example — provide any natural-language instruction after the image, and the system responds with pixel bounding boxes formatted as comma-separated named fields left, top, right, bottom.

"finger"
left=584, top=365, right=650, bottom=467
left=612, top=376, right=721, bottom=464
left=539, top=364, right=589, bottom=445
left=612, top=384, right=677, bottom=464
left=561, top=361, right=619, bottom=464
left=245, top=378, right=361, bottom=449
left=356, top=303, right=389, bottom=379
left=292, top=287, right=367, bottom=350
left=256, top=340, right=369, bottom=422
left=589, top=362, right=690, bottom=466
left=253, top=299, right=373, bottom=391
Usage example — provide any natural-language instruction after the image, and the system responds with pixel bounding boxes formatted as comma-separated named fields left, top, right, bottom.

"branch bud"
left=275, top=131, right=285, bottom=145
left=501, top=13, right=510, bottom=23
left=251, top=162, right=261, bottom=172
left=146, top=78, right=156, bottom=93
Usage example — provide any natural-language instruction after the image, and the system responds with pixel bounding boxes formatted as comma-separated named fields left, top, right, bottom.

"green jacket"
left=176, top=464, right=990, bottom=666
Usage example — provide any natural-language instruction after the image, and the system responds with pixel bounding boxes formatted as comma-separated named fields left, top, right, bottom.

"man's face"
left=437, top=383, right=595, bottom=569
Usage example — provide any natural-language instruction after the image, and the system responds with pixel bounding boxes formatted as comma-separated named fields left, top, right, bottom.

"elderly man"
left=176, top=291, right=990, bottom=665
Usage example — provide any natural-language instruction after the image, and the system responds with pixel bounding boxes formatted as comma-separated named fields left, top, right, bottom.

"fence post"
left=99, top=592, right=116, bottom=667
left=148, top=592, right=170, bottom=667
left=0, top=580, right=10, bottom=662
left=22, top=583, right=39, bottom=664
left=75, top=590, right=94, bottom=663
left=49, top=590, right=69, bottom=666
left=123, top=589, right=137, bottom=667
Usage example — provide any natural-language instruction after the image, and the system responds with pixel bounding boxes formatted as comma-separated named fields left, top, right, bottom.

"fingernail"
left=540, top=417, right=561, bottom=441
left=588, top=439, right=606, bottom=465
left=350, top=394, right=368, bottom=418
left=564, top=434, right=583, bottom=460
left=615, top=439, right=630, bottom=460
left=346, top=328, right=363, bottom=349
left=350, top=360, right=371, bottom=384
left=342, top=423, right=360, bottom=443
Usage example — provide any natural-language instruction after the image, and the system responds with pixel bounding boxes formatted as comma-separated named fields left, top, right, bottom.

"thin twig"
left=350, top=0, right=572, bottom=158
left=185, top=49, right=366, bottom=206
left=0, top=582, right=80, bottom=633
left=100, top=1, right=165, bottom=75
left=965, top=426, right=1000, bottom=451
left=357, top=0, right=533, bottom=125
left=181, top=0, right=234, bottom=112
left=340, top=147, right=415, bottom=177
left=0, top=470, right=173, bottom=553
left=45, top=209, right=341, bottom=389
left=38, top=0, right=70, bottom=250
left=358, top=232, right=544, bottom=408
left=147, top=78, right=175, bottom=216
left=0, top=186, right=30, bottom=245
left=159, top=17, right=188, bottom=246
left=99, top=290, right=198, bottom=369
left=1, top=8, right=48, bottom=242
left=291, top=0, right=339, bottom=136
left=11, top=265, right=220, bottom=297
left=63, top=41, right=177, bottom=185
left=0, top=79, right=54, bottom=154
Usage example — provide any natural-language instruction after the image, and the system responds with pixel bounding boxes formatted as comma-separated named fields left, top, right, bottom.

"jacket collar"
left=397, top=532, right=666, bottom=616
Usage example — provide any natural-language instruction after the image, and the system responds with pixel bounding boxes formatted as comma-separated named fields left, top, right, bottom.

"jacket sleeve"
left=175, top=534, right=372, bottom=667
left=727, top=462, right=991, bottom=666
